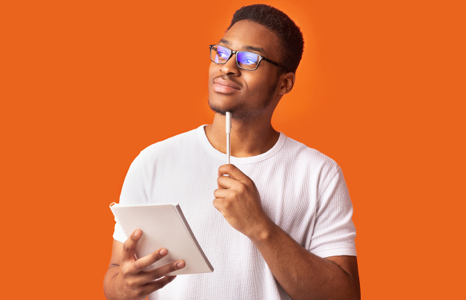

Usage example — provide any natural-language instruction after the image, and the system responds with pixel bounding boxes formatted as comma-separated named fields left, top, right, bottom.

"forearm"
left=250, top=222, right=360, bottom=300
left=103, top=265, right=121, bottom=300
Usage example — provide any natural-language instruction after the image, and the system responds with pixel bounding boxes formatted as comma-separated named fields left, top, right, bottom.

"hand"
left=213, top=164, right=272, bottom=239
left=114, top=229, right=185, bottom=300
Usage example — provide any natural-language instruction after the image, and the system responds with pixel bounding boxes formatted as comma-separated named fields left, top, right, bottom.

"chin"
left=207, top=97, right=228, bottom=116
left=208, top=95, right=242, bottom=114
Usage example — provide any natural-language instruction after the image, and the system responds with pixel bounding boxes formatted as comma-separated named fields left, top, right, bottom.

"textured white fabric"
left=113, top=125, right=357, bottom=300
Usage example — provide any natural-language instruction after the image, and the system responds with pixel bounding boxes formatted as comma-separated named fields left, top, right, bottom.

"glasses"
left=209, top=44, right=281, bottom=71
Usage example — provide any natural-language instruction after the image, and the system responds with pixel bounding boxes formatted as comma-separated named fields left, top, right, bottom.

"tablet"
left=110, top=202, right=214, bottom=275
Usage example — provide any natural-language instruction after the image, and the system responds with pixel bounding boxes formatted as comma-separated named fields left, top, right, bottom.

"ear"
left=277, top=72, right=295, bottom=96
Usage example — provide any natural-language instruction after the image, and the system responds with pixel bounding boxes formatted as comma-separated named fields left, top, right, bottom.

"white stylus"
left=226, top=112, right=231, bottom=164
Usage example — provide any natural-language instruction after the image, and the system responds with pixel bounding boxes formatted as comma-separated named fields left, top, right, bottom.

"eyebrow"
left=219, top=39, right=267, bottom=56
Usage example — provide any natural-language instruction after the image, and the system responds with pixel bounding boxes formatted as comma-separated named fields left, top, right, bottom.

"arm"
left=213, top=164, right=360, bottom=300
left=251, top=221, right=360, bottom=300
left=103, top=229, right=186, bottom=300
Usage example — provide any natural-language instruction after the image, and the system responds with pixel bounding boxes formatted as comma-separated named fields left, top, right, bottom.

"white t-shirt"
left=113, top=125, right=357, bottom=300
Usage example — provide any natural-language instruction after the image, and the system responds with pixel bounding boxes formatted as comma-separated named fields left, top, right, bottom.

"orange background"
left=1, top=0, right=465, bottom=299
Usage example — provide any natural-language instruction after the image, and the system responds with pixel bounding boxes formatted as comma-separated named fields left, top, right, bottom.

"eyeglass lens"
left=211, top=45, right=260, bottom=70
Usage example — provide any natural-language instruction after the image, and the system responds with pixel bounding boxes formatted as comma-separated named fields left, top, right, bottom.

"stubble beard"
left=208, top=80, right=278, bottom=120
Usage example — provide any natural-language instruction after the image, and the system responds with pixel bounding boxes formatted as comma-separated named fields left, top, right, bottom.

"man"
left=104, top=4, right=360, bottom=300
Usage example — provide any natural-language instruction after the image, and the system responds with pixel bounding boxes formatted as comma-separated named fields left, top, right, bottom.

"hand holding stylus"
left=213, top=164, right=272, bottom=240
left=216, top=112, right=271, bottom=238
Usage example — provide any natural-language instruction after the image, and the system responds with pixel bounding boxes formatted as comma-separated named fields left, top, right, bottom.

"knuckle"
left=123, top=241, right=134, bottom=254
left=248, top=180, right=256, bottom=189
left=127, top=279, right=136, bottom=289
left=152, top=251, right=160, bottom=261
left=170, top=263, right=177, bottom=272
left=152, top=269, right=161, bottom=280
left=223, top=200, right=231, bottom=209
left=133, top=260, right=141, bottom=270
left=122, top=242, right=129, bottom=252
left=120, top=268, right=129, bottom=279
left=243, top=179, right=251, bottom=187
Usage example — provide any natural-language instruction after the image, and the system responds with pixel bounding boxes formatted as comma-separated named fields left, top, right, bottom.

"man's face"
left=208, top=20, right=283, bottom=120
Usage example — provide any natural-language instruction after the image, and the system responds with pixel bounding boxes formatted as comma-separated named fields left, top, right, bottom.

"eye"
left=218, top=51, right=229, bottom=59
left=216, top=46, right=230, bottom=60
left=238, top=52, right=258, bottom=65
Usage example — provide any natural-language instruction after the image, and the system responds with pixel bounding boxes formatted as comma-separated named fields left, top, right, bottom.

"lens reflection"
left=210, top=45, right=261, bottom=70
left=237, top=52, right=259, bottom=69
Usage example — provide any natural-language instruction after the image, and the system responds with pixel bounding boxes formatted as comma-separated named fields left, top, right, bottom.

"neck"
left=204, top=113, right=280, bottom=158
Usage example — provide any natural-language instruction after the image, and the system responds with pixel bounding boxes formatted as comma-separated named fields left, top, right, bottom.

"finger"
left=213, top=198, right=226, bottom=214
left=213, top=198, right=220, bottom=211
left=218, top=164, right=248, bottom=181
left=140, top=260, right=185, bottom=284
left=217, top=174, right=240, bottom=189
left=141, top=275, right=177, bottom=296
left=122, top=229, right=143, bottom=262
left=132, top=248, right=169, bottom=272
left=213, top=188, right=230, bottom=198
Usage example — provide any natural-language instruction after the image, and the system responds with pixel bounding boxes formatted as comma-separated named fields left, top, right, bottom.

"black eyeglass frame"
left=209, top=44, right=281, bottom=71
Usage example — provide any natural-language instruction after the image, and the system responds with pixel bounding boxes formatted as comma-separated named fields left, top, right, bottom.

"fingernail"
left=177, top=261, right=185, bottom=268
left=134, top=230, right=141, bottom=237
left=160, top=248, right=167, bottom=256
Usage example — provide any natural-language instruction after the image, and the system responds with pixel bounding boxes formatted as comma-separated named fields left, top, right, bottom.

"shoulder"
left=278, top=135, right=344, bottom=193
left=282, top=135, right=340, bottom=175
left=137, top=126, right=201, bottom=161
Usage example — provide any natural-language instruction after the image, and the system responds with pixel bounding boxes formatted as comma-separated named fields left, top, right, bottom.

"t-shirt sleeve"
left=308, top=166, right=357, bottom=258
left=113, top=150, right=153, bottom=243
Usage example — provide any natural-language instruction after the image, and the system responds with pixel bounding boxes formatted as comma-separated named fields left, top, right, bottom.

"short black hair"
left=227, top=4, right=304, bottom=74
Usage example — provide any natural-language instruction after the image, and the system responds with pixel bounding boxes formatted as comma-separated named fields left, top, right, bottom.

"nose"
left=220, top=53, right=241, bottom=76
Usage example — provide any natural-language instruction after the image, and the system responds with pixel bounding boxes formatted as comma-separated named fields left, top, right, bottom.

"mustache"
left=213, top=74, right=243, bottom=88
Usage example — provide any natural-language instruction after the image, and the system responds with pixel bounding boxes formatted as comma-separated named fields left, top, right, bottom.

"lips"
left=214, top=78, right=241, bottom=89
left=213, top=77, right=241, bottom=94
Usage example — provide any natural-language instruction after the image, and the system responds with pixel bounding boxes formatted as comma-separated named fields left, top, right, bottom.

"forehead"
left=220, top=20, right=280, bottom=60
